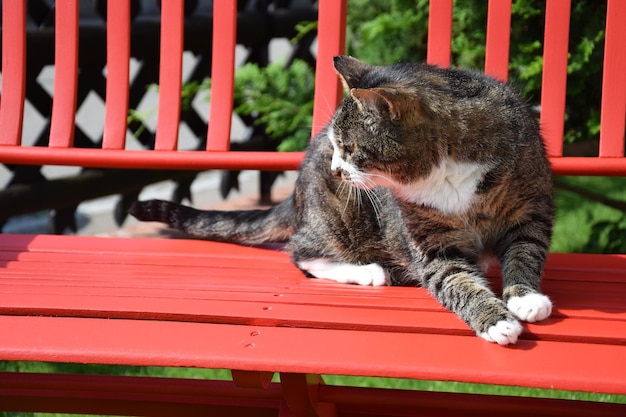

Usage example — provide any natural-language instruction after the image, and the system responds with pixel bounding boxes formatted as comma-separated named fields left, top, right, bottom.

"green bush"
left=347, top=0, right=606, bottom=147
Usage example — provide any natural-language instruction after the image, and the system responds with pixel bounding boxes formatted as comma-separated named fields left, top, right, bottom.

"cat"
left=129, top=56, right=554, bottom=345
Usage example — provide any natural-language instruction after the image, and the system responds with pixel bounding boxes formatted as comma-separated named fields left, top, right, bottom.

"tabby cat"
left=130, top=56, right=554, bottom=345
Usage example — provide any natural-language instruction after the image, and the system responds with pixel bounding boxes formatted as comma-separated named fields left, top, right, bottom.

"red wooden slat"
left=48, top=0, right=79, bottom=148
left=102, top=0, right=131, bottom=150
left=484, top=0, right=511, bottom=82
left=0, top=147, right=304, bottom=170
left=2, top=280, right=624, bottom=345
left=0, top=373, right=282, bottom=417
left=154, top=0, right=184, bottom=151
left=311, top=0, right=347, bottom=137
left=318, top=385, right=626, bottom=417
left=206, top=0, right=237, bottom=151
left=599, top=0, right=626, bottom=157
left=0, top=0, right=27, bottom=146
left=549, top=156, right=626, bottom=175
left=1, top=315, right=625, bottom=395
left=540, top=0, right=571, bottom=158
left=4, top=373, right=623, bottom=417
left=426, top=0, right=453, bottom=67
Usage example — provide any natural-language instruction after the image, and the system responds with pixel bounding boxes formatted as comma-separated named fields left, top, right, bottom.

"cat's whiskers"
left=337, top=180, right=357, bottom=217
left=345, top=176, right=384, bottom=228
left=363, top=171, right=396, bottom=188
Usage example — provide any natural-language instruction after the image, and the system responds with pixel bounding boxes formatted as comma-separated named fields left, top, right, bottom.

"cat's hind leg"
left=297, top=259, right=389, bottom=286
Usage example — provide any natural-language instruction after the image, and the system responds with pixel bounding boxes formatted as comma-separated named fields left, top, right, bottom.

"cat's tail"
left=128, top=195, right=296, bottom=245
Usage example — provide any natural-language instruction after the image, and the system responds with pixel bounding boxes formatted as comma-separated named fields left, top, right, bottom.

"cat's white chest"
left=394, top=159, right=488, bottom=215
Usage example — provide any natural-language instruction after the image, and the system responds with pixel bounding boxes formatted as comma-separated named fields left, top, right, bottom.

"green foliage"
left=347, top=0, right=430, bottom=65
left=347, top=0, right=606, bottom=146
left=231, top=59, right=315, bottom=152
left=584, top=216, right=626, bottom=254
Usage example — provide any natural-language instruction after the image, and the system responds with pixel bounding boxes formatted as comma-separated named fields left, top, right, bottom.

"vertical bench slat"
left=311, top=0, right=347, bottom=136
left=426, top=0, right=453, bottom=68
left=206, top=0, right=237, bottom=151
left=0, top=0, right=27, bottom=146
left=154, top=0, right=184, bottom=151
left=540, top=0, right=571, bottom=158
left=484, top=0, right=511, bottom=82
left=102, top=0, right=131, bottom=150
left=599, top=0, right=626, bottom=158
left=48, top=0, right=79, bottom=148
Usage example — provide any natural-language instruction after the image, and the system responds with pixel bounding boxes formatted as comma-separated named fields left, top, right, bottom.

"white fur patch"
left=393, top=159, right=487, bottom=215
left=328, top=127, right=342, bottom=172
left=479, top=318, right=523, bottom=345
left=328, top=128, right=487, bottom=214
left=507, top=293, right=552, bottom=322
left=298, top=259, right=389, bottom=286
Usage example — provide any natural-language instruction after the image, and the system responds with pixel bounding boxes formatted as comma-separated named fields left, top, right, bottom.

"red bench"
left=1, top=1, right=625, bottom=416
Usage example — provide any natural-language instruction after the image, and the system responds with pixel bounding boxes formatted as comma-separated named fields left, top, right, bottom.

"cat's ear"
left=333, top=56, right=372, bottom=91
left=350, top=88, right=403, bottom=121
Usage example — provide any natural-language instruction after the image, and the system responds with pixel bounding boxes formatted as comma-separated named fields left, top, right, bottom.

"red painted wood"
left=0, top=147, right=305, bottom=170
left=0, top=372, right=281, bottom=417
left=3, top=372, right=622, bottom=417
left=102, top=0, right=131, bottom=150
left=206, top=0, right=237, bottom=151
left=484, top=0, right=512, bottom=82
left=0, top=235, right=625, bottom=397
left=427, top=0, right=453, bottom=67
left=48, top=0, right=79, bottom=148
left=1, top=314, right=625, bottom=395
left=599, top=0, right=626, bottom=157
left=318, top=384, right=626, bottom=417
left=154, top=0, right=184, bottom=151
left=311, top=0, right=347, bottom=137
left=540, top=0, right=571, bottom=158
left=0, top=0, right=26, bottom=146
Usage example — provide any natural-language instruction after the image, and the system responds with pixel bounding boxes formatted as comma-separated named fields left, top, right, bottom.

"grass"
left=3, top=176, right=626, bottom=416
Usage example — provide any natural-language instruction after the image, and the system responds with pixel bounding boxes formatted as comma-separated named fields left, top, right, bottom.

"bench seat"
left=1, top=234, right=625, bottom=409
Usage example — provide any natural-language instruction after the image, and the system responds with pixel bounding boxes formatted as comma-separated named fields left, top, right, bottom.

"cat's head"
left=329, top=56, right=445, bottom=191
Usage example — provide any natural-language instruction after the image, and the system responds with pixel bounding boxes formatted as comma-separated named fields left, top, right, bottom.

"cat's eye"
left=344, top=143, right=355, bottom=155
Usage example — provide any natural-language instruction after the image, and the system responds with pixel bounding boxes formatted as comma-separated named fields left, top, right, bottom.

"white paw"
left=297, top=259, right=389, bottom=286
left=507, top=293, right=552, bottom=322
left=479, top=319, right=523, bottom=345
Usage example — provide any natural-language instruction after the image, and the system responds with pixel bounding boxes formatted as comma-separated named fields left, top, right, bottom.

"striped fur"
left=130, top=57, right=554, bottom=345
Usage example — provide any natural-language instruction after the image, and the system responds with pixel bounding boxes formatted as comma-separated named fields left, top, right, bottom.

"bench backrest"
left=0, top=0, right=624, bottom=175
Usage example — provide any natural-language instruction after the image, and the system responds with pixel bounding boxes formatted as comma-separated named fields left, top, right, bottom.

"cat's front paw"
left=478, top=319, right=523, bottom=345
left=507, top=293, right=552, bottom=322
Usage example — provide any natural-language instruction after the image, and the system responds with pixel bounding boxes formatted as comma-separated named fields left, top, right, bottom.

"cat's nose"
left=332, top=168, right=343, bottom=178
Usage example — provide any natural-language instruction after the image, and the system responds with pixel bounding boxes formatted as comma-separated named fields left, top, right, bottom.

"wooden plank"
left=0, top=0, right=27, bottom=146
left=102, top=0, right=131, bottom=150
left=1, top=315, right=625, bottom=395
left=540, top=0, right=571, bottom=158
left=427, top=0, right=453, bottom=67
left=154, top=0, right=184, bottom=151
left=48, top=0, right=79, bottom=148
left=0, top=372, right=281, bottom=417
left=3, top=372, right=623, bottom=417
left=312, top=0, right=347, bottom=136
left=206, top=0, right=237, bottom=151
left=484, top=0, right=512, bottom=82
left=599, top=0, right=626, bottom=157
left=1, top=285, right=625, bottom=345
